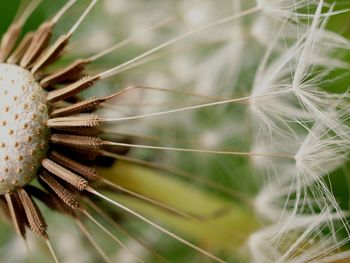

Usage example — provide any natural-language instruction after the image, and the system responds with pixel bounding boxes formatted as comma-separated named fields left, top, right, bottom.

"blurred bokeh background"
left=0, top=1, right=349, bottom=262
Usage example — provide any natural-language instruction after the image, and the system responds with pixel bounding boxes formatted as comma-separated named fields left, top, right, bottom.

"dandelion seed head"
left=0, top=0, right=348, bottom=262
left=0, top=63, right=49, bottom=194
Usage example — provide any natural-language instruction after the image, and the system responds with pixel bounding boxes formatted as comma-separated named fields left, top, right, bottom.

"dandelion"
left=249, top=0, right=350, bottom=262
left=0, top=0, right=349, bottom=263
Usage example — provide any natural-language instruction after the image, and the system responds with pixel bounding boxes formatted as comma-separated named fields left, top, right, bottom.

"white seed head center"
left=0, top=63, right=49, bottom=194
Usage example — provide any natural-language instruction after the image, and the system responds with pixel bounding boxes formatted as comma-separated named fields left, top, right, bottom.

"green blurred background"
left=0, top=1, right=349, bottom=263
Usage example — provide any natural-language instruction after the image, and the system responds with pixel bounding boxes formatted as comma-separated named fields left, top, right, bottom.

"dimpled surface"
left=0, top=63, right=49, bottom=194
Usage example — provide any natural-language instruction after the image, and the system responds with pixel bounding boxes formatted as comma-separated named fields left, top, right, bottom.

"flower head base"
left=0, top=1, right=235, bottom=262
left=0, top=0, right=123, bottom=242
left=0, top=63, right=49, bottom=194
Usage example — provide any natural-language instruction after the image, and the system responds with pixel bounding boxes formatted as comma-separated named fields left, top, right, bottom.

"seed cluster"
left=0, top=63, right=49, bottom=194
left=0, top=1, right=160, bottom=258
left=0, top=3, right=229, bottom=262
